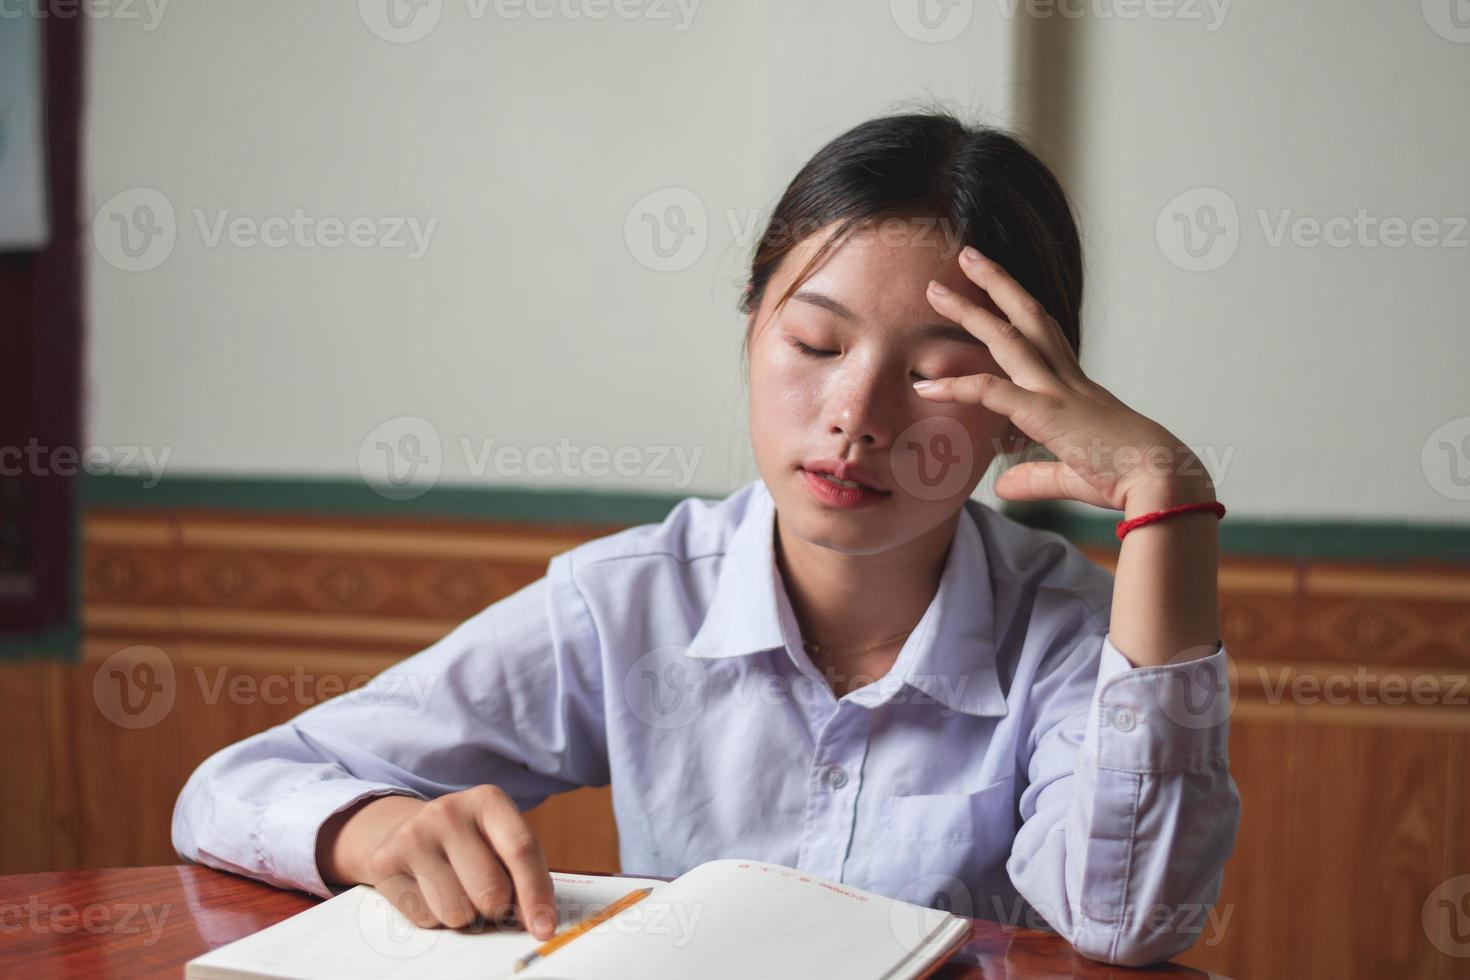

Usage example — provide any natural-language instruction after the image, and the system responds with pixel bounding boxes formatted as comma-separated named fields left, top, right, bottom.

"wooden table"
left=0, top=866, right=1209, bottom=978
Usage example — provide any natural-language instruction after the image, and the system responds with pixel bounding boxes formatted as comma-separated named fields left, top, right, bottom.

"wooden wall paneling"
left=46, top=640, right=191, bottom=870
left=172, top=643, right=403, bottom=769
left=523, top=787, right=621, bottom=873
left=0, top=659, right=55, bottom=873
left=1300, top=561, right=1470, bottom=673
left=1437, top=731, right=1470, bottom=980
left=1288, top=706, right=1464, bottom=980
left=1175, top=706, right=1301, bottom=978
left=1172, top=556, right=1304, bottom=978
left=1446, top=734, right=1470, bottom=980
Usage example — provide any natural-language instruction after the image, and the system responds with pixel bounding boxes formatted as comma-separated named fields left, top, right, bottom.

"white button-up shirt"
left=173, top=478, right=1239, bottom=966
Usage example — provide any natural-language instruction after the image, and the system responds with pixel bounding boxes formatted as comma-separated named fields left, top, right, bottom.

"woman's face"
left=747, top=218, right=1015, bottom=557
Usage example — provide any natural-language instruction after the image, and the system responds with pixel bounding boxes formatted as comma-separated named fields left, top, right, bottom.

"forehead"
left=767, top=218, right=999, bottom=325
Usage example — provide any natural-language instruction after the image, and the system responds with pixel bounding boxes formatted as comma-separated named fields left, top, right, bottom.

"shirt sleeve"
left=1006, top=608, right=1241, bottom=966
left=171, top=551, right=609, bottom=899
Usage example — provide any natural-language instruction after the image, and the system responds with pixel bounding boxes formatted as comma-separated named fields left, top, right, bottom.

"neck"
left=773, top=508, right=959, bottom=657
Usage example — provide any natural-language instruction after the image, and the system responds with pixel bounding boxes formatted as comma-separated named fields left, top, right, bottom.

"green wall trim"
left=82, top=473, right=698, bottom=527
left=0, top=622, right=80, bottom=660
left=81, top=474, right=1470, bottom=564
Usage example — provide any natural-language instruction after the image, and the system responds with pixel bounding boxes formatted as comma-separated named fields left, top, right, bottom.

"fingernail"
left=927, top=280, right=951, bottom=296
left=912, top=380, right=935, bottom=391
left=961, top=246, right=982, bottom=263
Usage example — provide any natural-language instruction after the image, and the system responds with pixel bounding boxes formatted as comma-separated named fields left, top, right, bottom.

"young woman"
left=173, top=109, right=1239, bottom=967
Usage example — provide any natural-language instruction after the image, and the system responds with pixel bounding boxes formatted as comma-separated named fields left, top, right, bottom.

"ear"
left=743, top=289, right=764, bottom=349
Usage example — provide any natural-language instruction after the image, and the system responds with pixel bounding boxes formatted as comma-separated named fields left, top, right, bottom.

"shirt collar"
left=686, top=481, right=1007, bottom=718
left=686, top=481, right=788, bottom=662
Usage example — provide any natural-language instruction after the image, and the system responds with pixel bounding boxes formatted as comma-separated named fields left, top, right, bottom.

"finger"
left=926, top=280, right=1055, bottom=390
left=995, top=460, right=1112, bottom=508
left=913, top=371, right=1047, bottom=421
left=955, top=248, right=1083, bottom=381
left=440, top=820, right=516, bottom=927
left=475, top=789, right=558, bottom=941
left=374, top=871, right=442, bottom=929
left=404, top=848, right=478, bottom=928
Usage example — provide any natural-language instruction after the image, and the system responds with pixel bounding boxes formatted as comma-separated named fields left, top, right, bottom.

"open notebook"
left=186, top=858, right=973, bottom=979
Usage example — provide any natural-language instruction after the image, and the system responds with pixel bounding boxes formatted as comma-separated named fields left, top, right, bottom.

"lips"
left=800, top=458, right=890, bottom=494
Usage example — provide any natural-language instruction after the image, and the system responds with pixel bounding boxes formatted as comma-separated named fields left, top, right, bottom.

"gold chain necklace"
left=802, top=625, right=915, bottom=659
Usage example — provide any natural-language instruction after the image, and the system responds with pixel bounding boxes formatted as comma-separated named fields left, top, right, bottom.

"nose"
left=823, top=367, right=895, bottom=450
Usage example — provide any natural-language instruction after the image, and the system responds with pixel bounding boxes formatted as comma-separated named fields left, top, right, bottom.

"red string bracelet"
left=1115, top=500, right=1226, bottom=541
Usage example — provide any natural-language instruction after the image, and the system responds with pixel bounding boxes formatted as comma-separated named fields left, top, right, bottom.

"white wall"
left=84, top=1, right=1468, bottom=523
left=1012, top=0, right=1470, bottom=524
left=85, top=0, right=1018, bottom=503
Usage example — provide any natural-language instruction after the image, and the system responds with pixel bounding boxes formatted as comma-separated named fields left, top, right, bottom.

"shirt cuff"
left=1086, top=632, right=1232, bottom=774
left=264, top=778, right=427, bottom=899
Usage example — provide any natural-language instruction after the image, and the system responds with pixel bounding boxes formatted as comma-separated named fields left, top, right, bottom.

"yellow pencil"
left=512, top=886, right=653, bottom=974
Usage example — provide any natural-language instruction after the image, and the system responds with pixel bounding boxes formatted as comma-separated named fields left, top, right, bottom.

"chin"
left=777, top=471, right=908, bottom=552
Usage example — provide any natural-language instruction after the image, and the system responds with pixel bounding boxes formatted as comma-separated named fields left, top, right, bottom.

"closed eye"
left=790, top=338, right=837, bottom=358
left=790, top=337, right=935, bottom=382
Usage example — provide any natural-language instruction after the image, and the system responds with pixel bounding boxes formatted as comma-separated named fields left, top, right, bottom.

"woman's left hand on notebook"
left=918, top=246, right=1215, bottom=514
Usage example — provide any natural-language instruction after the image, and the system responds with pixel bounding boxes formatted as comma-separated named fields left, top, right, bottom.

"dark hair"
left=739, top=109, right=1083, bottom=368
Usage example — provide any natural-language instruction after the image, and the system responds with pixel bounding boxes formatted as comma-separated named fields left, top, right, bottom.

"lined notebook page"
left=517, top=859, right=970, bottom=980
left=186, top=872, right=667, bottom=980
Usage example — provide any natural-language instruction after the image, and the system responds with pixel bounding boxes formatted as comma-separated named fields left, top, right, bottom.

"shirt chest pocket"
left=875, top=773, right=1019, bottom=844
left=862, top=775, right=1020, bottom=914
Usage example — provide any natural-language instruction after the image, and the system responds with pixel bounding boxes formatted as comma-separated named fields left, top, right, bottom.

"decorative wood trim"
left=175, top=521, right=583, bottom=560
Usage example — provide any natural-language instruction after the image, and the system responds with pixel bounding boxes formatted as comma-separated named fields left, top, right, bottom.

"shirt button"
left=824, top=765, right=849, bottom=790
left=1109, top=706, right=1137, bottom=732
